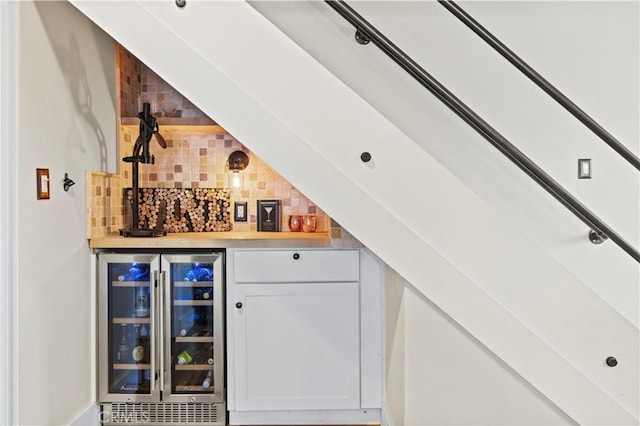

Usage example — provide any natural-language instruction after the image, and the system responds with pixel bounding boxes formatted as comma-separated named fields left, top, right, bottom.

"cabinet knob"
left=293, top=253, right=300, bottom=260
left=235, top=302, right=243, bottom=309
left=606, top=356, right=618, bottom=367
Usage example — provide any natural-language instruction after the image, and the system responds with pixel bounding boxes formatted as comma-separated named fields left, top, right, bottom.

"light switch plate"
left=234, top=201, right=247, bottom=222
left=578, top=158, right=592, bottom=179
left=36, top=168, right=50, bottom=199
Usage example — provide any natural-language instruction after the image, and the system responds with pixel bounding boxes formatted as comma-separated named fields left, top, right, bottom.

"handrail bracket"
left=589, top=230, right=609, bottom=245
left=355, top=28, right=371, bottom=45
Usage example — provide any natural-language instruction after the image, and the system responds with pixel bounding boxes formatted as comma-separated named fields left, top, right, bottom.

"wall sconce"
left=227, top=151, right=249, bottom=188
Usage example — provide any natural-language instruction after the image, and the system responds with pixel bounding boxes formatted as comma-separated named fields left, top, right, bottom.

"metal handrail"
left=325, top=0, right=640, bottom=263
left=438, top=0, right=640, bottom=172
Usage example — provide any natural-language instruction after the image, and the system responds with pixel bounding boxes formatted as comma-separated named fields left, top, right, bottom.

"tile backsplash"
left=87, top=171, right=125, bottom=238
left=118, top=46, right=208, bottom=120
left=117, top=47, right=142, bottom=118
left=119, top=126, right=327, bottom=232
left=89, top=45, right=328, bottom=237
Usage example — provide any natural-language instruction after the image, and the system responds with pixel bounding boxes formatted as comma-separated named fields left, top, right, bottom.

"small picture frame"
left=257, top=199, right=282, bottom=232
left=36, top=168, right=50, bottom=200
left=234, top=201, right=248, bottom=222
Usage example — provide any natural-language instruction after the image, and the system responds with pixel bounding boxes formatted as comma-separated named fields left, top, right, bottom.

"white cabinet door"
left=233, top=282, right=360, bottom=411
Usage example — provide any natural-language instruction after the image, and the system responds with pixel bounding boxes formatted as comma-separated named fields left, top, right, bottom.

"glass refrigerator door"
left=162, top=253, right=224, bottom=403
left=98, top=253, right=160, bottom=403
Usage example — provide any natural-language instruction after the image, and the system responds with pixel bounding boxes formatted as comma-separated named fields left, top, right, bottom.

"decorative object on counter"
left=226, top=150, right=249, bottom=189
left=62, top=173, right=75, bottom=192
left=257, top=199, right=282, bottom=232
left=302, top=215, right=317, bottom=233
left=125, top=188, right=231, bottom=233
left=234, top=202, right=247, bottom=222
left=121, top=102, right=168, bottom=238
left=288, top=215, right=302, bottom=232
left=36, top=168, right=50, bottom=200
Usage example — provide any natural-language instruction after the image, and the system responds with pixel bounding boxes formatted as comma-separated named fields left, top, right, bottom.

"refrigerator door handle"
left=150, top=270, right=157, bottom=394
left=160, top=271, right=171, bottom=392
left=158, top=270, right=165, bottom=393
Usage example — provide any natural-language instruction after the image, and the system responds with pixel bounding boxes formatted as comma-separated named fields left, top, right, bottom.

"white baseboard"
left=72, top=404, right=100, bottom=426
left=381, top=406, right=391, bottom=426
left=229, top=408, right=381, bottom=425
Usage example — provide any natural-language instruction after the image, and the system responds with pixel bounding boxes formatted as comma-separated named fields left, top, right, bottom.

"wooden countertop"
left=89, top=231, right=350, bottom=249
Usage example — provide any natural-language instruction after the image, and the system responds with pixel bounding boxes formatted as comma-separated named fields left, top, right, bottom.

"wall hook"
left=63, top=173, right=75, bottom=192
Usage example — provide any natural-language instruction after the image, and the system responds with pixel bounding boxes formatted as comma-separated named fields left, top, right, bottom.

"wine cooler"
left=97, top=252, right=225, bottom=425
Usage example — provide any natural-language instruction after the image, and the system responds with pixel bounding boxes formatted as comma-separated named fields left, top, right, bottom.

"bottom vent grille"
left=102, top=403, right=225, bottom=425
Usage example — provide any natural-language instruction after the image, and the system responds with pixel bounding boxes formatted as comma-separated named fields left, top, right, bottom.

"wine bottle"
left=177, top=350, right=193, bottom=365
left=202, top=370, right=213, bottom=389
left=178, top=309, right=206, bottom=336
left=132, top=324, right=144, bottom=363
left=126, top=263, right=150, bottom=282
left=203, top=344, right=214, bottom=365
left=193, top=288, right=204, bottom=300
left=201, top=287, right=212, bottom=300
left=117, top=324, right=130, bottom=362
left=184, top=266, right=213, bottom=282
left=189, top=344, right=214, bottom=365
left=135, top=286, right=150, bottom=317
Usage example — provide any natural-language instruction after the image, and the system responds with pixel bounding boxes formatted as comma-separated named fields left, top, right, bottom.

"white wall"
left=384, top=266, right=405, bottom=426
left=249, top=0, right=640, bottom=327
left=0, top=1, right=19, bottom=424
left=17, top=1, right=115, bottom=424
left=385, top=267, right=574, bottom=425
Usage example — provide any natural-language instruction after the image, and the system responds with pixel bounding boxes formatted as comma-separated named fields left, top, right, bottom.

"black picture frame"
left=234, top=201, right=248, bottom=222
left=257, top=199, right=281, bottom=232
